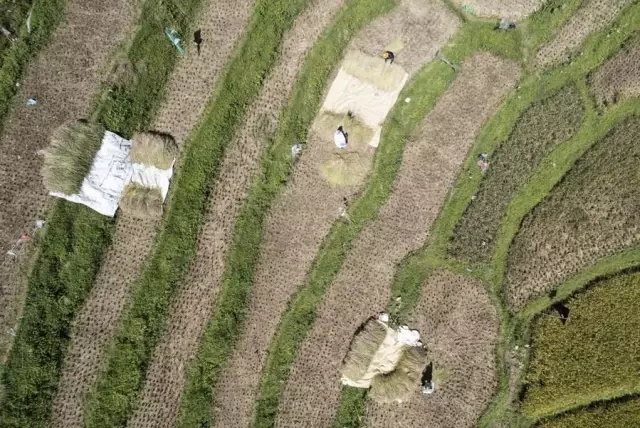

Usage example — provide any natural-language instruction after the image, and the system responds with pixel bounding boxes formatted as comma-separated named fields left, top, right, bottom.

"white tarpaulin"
left=50, top=131, right=174, bottom=217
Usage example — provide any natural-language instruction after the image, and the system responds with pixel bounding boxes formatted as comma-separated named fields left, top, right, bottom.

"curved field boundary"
left=537, top=395, right=640, bottom=428
left=48, top=1, right=255, bottom=426
left=0, top=0, right=65, bottom=137
left=364, top=270, right=499, bottom=428
left=448, top=0, right=543, bottom=21
left=521, top=271, right=640, bottom=420
left=125, top=1, right=347, bottom=427
left=81, top=0, right=317, bottom=426
left=0, top=0, right=138, bottom=366
left=536, top=0, right=633, bottom=68
left=173, top=1, right=399, bottom=426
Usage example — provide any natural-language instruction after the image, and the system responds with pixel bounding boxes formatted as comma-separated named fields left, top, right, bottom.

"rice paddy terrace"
left=0, top=0, right=639, bottom=427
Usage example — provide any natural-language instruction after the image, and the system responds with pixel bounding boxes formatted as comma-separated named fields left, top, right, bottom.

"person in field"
left=334, top=126, right=347, bottom=149
left=382, top=50, right=395, bottom=64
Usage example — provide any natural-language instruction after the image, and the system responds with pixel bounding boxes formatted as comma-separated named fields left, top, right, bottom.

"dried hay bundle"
left=130, top=132, right=177, bottom=169
left=315, top=111, right=373, bottom=151
left=119, top=184, right=164, bottom=218
left=342, top=319, right=388, bottom=382
left=320, top=153, right=370, bottom=187
left=369, top=346, right=427, bottom=404
left=342, top=50, right=407, bottom=92
left=42, top=121, right=105, bottom=194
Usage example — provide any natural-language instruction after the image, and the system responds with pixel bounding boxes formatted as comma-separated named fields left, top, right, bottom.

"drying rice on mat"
left=119, top=184, right=164, bottom=218
left=369, top=347, right=427, bottom=404
left=42, top=121, right=105, bottom=194
left=130, top=132, right=178, bottom=169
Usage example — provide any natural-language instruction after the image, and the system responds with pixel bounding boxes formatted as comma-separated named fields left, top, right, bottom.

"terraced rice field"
left=1, top=0, right=639, bottom=427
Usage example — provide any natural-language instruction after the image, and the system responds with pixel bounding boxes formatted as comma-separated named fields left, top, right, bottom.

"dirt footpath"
left=276, top=53, right=520, bottom=427
left=211, top=1, right=459, bottom=427
left=364, top=271, right=498, bottom=428
left=126, top=1, right=348, bottom=427
left=48, top=2, right=255, bottom=427
left=0, top=0, right=137, bottom=364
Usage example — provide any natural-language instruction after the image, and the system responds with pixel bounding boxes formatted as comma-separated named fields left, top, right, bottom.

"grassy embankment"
left=173, top=0, right=397, bottom=427
left=0, top=0, right=201, bottom=426
left=82, top=0, right=320, bottom=426
left=537, top=395, right=640, bottom=428
left=0, top=0, right=65, bottom=133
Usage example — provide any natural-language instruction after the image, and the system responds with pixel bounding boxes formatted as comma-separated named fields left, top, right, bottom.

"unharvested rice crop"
left=208, top=1, right=460, bottom=425
left=450, top=0, right=543, bottom=21
left=276, top=53, right=519, bottom=428
left=536, top=0, right=632, bottom=68
left=506, top=116, right=640, bottom=309
left=48, top=1, right=255, bottom=426
left=364, top=271, right=498, bottom=427
left=538, top=397, right=640, bottom=428
left=342, top=50, right=409, bottom=92
left=0, top=0, right=137, bottom=365
left=118, top=184, right=164, bottom=218
left=449, top=85, right=584, bottom=264
left=368, top=347, right=427, bottom=404
left=521, top=272, right=640, bottom=420
left=129, top=132, right=177, bottom=169
left=41, top=121, right=105, bottom=195
left=342, top=319, right=389, bottom=382
left=588, top=34, right=640, bottom=108
left=125, top=2, right=350, bottom=428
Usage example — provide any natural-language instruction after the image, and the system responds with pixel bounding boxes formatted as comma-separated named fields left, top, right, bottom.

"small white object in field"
left=515, top=345, right=519, bottom=350
left=405, top=98, right=410, bottom=103
left=378, top=312, right=389, bottom=323
left=291, top=143, right=302, bottom=158
left=334, top=129, right=347, bottom=149
left=397, top=325, right=421, bottom=347
left=421, top=380, right=435, bottom=394
left=35, top=220, right=45, bottom=229
left=396, top=296, right=401, bottom=302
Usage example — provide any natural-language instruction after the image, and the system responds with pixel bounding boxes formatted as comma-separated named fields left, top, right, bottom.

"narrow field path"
left=276, top=52, right=520, bottom=427
left=49, top=2, right=254, bottom=426
left=0, top=0, right=137, bottom=364
left=213, top=1, right=458, bottom=426
left=125, top=1, right=346, bottom=427
left=364, top=271, right=498, bottom=428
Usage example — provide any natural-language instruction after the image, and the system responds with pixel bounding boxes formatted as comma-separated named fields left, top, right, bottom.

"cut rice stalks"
left=130, top=132, right=178, bottom=169
left=119, top=183, right=164, bottom=218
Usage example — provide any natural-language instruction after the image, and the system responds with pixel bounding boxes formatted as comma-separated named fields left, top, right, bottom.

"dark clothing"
left=383, top=50, right=395, bottom=64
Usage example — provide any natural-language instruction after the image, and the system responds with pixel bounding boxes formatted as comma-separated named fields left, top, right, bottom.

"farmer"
left=334, top=126, right=348, bottom=149
left=382, top=50, right=395, bottom=64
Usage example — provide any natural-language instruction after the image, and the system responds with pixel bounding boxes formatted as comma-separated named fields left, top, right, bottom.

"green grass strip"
left=173, top=0, right=395, bottom=426
left=0, top=0, right=65, bottom=135
left=0, top=0, right=201, bottom=425
left=537, top=395, right=640, bottom=428
left=83, top=0, right=316, bottom=426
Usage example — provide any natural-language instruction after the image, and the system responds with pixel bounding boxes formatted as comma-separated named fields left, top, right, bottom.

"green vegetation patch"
left=84, top=0, right=317, bottom=426
left=0, top=0, right=201, bottom=425
left=449, top=84, right=584, bottom=265
left=506, top=116, right=640, bottom=309
left=522, top=272, right=640, bottom=420
left=175, top=0, right=396, bottom=426
left=538, top=397, right=640, bottom=428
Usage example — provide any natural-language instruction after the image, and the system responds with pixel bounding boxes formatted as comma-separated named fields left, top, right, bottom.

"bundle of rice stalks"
left=130, top=132, right=177, bottom=169
left=42, top=121, right=105, bottom=194
left=342, top=50, right=407, bottom=92
left=119, top=184, right=164, bottom=218
left=320, top=153, right=370, bottom=187
left=315, top=111, right=374, bottom=151
left=342, top=319, right=388, bottom=382
left=369, top=346, right=427, bottom=404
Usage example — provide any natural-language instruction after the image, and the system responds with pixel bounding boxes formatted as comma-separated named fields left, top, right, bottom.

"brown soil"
left=126, top=2, right=348, bottom=427
left=276, top=53, right=520, bottom=427
left=588, top=35, right=640, bottom=108
left=48, top=2, right=255, bottom=427
left=211, top=1, right=460, bottom=426
left=364, top=271, right=499, bottom=428
left=0, top=0, right=137, bottom=364
left=536, top=0, right=632, bottom=68
left=450, top=0, right=543, bottom=21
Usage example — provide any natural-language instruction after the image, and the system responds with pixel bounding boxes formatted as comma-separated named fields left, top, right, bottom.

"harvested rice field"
left=2, top=1, right=639, bottom=427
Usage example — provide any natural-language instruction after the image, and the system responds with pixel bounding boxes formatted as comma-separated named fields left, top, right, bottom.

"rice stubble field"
left=276, top=51, right=519, bottom=427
